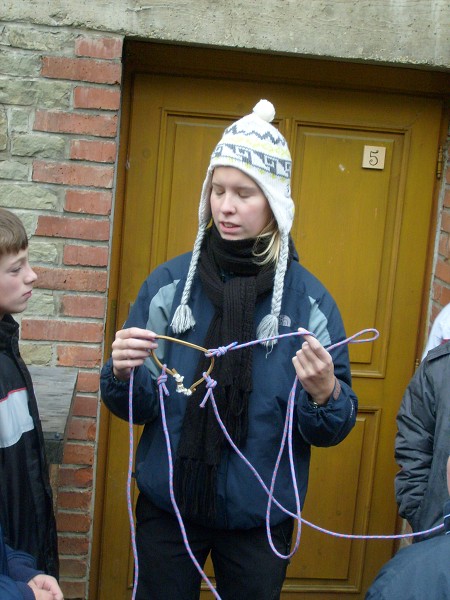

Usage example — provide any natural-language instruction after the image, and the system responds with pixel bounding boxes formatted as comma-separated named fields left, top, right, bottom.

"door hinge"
left=436, top=145, right=443, bottom=179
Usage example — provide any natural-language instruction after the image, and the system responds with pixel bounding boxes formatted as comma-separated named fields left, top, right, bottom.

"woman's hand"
left=292, top=333, right=336, bottom=405
left=111, top=327, right=159, bottom=381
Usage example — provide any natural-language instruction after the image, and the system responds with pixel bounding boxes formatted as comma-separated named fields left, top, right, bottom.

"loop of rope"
left=126, top=327, right=444, bottom=599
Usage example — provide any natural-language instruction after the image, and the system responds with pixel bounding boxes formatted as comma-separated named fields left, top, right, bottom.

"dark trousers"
left=135, top=494, right=294, bottom=600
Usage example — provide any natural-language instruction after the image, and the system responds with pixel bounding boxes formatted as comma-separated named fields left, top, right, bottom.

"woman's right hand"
left=111, top=327, right=159, bottom=381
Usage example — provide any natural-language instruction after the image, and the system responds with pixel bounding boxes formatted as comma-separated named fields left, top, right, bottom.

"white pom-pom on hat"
left=252, top=99, right=275, bottom=123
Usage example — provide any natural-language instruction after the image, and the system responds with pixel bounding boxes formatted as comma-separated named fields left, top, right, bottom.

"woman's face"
left=210, top=167, right=272, bottom=240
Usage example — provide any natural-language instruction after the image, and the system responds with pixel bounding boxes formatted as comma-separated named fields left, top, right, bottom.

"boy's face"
left=0, top=248, right=37, bottom=320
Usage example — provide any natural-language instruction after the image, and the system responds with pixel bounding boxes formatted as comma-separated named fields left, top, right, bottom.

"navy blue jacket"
left=0, top=523, right=42, bottom=600
left=101, top=252, right=358, bottom=529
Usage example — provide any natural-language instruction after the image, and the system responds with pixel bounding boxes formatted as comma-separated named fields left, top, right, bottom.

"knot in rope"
left=206, top=341, right=238, bottom=357
left=199, top=374, right=217, bottom=408
left=157, top=367, right=170, bottom=395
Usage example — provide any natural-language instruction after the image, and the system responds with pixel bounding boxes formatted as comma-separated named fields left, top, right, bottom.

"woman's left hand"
left=292, top=333, right=336, bottom=405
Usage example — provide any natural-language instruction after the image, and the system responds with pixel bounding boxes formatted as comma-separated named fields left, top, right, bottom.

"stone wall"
left=2, top=0, right=450, bottom=69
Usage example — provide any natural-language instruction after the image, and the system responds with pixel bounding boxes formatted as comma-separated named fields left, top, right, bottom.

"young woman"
left=100, top=100, right=358, bottom=600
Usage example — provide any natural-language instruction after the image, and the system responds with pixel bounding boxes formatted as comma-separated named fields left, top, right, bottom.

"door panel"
left=97, top=71, right=442, bottom=599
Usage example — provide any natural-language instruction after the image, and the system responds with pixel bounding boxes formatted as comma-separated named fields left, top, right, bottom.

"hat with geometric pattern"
left=171, top=99, right=295, bottom=347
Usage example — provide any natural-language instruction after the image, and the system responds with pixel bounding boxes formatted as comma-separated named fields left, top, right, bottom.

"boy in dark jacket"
left=0, top=523, right=63, bottom=600
left=0, top=208, right=59, bottom=577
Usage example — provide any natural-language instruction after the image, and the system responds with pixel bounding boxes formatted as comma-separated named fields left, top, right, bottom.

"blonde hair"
left=0, top=208, right=28, bottom=258
left=253, top=217, right=281, bottom=266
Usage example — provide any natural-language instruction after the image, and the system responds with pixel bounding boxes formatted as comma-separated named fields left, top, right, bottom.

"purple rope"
left=158, top=368, right=221, bottom=599
left=128, top=369, right=139, bottom=600
left=126, top=327, right=444, bottom=600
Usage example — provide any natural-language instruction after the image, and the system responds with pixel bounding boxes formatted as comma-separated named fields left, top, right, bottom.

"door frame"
left=89, top=41, right=450, bottom=598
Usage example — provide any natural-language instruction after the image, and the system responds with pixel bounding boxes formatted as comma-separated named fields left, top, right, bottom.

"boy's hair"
left=0, top=208, right=29, bottom=258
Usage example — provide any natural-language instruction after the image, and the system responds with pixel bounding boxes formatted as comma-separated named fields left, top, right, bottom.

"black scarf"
left=173, top=226, right=275, bottom=525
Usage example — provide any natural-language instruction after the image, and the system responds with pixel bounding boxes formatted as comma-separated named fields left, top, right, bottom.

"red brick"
left=440, top=286, right=450, bottom=306
left=76, top=371, right=100, bottom=394
left=72, top=395, right=99, bottom=418
left=67, top=416, right=97, bottom=441
left=61, top=295, right=106, bottom=318
left=70, top=139, right=117, bottom=163
left=433, top=281, right=443, bottom=302
left=444, top=189, right=450, bottom=209
left=33, top=160, right=114, bottom=188
left=59, top=557, right=88, bottom=578
left=36, top=215, right=110, bottom=241
left=65, top=189, right=112, bottom=215
left=22, top=319, right=103, bottom=343
left=64, top=244, right=109, bottom=267
left=58, top=344, right=102, bottom=368
left=34, top=110, right=117, bottom=137
left=441, top=211, right=450, bottom=235
left=57, top=511, right=91, bottom=533
left=75, top=36, right=123, bottom=59
left=435, top=258, right=450, bottom=284
left=58, top=490, right=92, bottom=511
left=63, top=442, right=95, bottom=466
left=33, top=266, right=107, bottom=293
left=438, top=233, right=450, bottom=259
left=41, top=56, right=121, bottom=84
left=58, top=466, right=93, bottom=488
left=60, top=579, right=86, bottom=599
left=73, top=86, right=121, bottom=110
left=57, top=534, right=89, bottom=556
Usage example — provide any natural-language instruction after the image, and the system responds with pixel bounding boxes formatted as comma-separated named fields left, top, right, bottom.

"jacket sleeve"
left=394, top=360, right=436, bottom=530
left=100, top=276, right=161, bottom=424
left=0, top=578, right=35, bottom=600
left=1, top=545, right=40, bottom=600
left=100, top=358, right=159, bottom=424
left=296, top=298, right=358, bottom=447
left=100, top=265, right=181, bottom=424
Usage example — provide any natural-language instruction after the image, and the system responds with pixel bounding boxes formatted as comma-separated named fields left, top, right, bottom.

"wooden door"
left=95, top=66, right=443, bottom=599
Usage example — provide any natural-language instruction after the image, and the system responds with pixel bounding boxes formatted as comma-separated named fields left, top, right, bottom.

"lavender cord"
left=126, top=328, right=444, bottom=599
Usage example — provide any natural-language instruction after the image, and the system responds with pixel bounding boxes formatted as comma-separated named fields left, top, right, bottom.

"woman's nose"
left=220, top=192, right=236, bottom=213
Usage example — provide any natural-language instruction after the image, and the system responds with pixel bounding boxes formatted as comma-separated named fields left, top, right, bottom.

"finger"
left=302, top=337, right=332, bottom=364
left=116, top=326, right=157, bottom=339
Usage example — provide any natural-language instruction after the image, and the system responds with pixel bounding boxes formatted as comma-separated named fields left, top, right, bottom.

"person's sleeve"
left=297, top=299, right=358, bottom=447
left=100, top=277, right=160, bottom=424
left=101, top=357, right=159, bottom=424
left=2, top=545, right=41, bottom=600
left=0, top=577, right=35, bottom=600
left=394, top=362, right=435, bottom=530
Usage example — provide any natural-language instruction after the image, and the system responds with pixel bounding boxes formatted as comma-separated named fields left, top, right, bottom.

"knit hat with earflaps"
left=171, top=99, right=295, bottom=347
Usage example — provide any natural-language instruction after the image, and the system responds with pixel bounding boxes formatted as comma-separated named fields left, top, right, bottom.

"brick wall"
left=429, top=139, right=450, bottom=325
left=0, top=22, right=123, bottom=598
